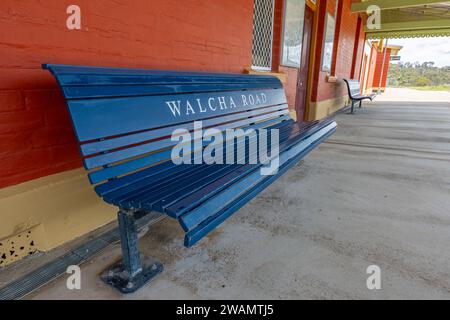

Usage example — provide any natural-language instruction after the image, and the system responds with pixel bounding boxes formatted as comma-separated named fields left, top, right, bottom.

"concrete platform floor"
left=375, top=87, right=450, bottom=103
left=29, top=97, right=450, bottom=300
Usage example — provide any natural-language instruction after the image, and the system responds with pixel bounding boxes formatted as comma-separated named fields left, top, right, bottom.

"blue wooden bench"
left=343, top=79, right=376, bottom=114
left=44, top=64, right=337, bottom=293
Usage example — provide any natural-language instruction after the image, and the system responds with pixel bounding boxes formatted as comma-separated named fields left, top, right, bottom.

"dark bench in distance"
left=343, top=79, right=376, bottom=114
left=44, top=64, right=337, bottom=293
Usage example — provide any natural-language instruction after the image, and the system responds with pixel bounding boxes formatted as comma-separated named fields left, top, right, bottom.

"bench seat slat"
left=121, top=133, right=262, bottom=209
left=352, top=94, right=375, bottom=101
left=114, top=134, right=263, bottom=208
left=101, top=162, right=198, bottom=203
left=183, top=123, right=336, bottom=247
left=119, top=164, right=222, bottom=207
left=174, top=120, right=333, bottom=224
left=84, top=109, right=288, bottom=169
left=81, top=104, right=288, bottom=156
left=106, top=119, right=328, bottom=213
left=87, top=115, right=290, bottom=184
left=58, top=75, right=280, bottom=86
left=62, top=83, right=281, bottom=100
left=44, top=64, right=280, bottom=86
left=179, top=122, right=337, bottom=233
left=130, top=164, right=242, bottom=209
left=97, top=121, right=322, bottom=204
left=164, top=120, right=329, bottom=217
left=44, top=64, right=280, bottom=78
left=103, top=119, right=296, bottom=205
left=152, top=165, right=246, bottom=213
left=94, top=159, right=186, bottom=197
left=68, top=88, right=287, bottom=142
left=98, top=118, right=294, bottom=200
left=89, top=148, right=173, bottom=184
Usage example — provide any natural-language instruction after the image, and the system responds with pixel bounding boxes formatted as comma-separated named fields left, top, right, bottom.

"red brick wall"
left=0, top=0, right=254, bottom=188
left=271, top=0, right=299, bottom=112
left=279, top=66, right=299, bottom=110
left=312, top=0, right=365, bottom=102
left=272, top=0, right=284, bottom=73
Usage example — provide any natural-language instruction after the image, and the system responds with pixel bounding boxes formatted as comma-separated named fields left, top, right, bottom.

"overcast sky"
left=388, top=37, right=450, bottom=67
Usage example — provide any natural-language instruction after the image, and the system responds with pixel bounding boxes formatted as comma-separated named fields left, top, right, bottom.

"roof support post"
left=378, top=39, right=389, bottom=94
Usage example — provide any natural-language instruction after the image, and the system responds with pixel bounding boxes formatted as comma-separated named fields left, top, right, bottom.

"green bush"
left=389, top=62, right=450, bottom=88
left=414, top=76, right=432, bottom=87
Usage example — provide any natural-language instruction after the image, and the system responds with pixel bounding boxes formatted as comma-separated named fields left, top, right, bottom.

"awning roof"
left=351, top=0, right=450, bottom=39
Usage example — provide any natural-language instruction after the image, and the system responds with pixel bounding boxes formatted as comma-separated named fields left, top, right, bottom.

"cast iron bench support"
left=101, top=209, right=163, bottom=293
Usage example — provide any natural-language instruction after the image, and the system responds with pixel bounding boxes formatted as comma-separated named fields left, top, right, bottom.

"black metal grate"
left=0, top=211, right=163, bottom=300
left=251, top=0, right=275, bottom=70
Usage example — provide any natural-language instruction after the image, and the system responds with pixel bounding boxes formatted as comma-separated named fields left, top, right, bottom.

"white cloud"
left=388, top=37, right=450, bottom=67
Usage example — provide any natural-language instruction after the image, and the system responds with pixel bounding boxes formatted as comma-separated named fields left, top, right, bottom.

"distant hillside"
left=388, top=62, right=450, bottom=89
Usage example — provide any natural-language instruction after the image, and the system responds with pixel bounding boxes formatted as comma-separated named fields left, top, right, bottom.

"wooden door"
left=295, top=5, right=314, bottom=121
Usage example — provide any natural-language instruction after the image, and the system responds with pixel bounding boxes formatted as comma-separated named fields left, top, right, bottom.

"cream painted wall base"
left=0, top=168, right=116, bottom=267
left=308, top=95, right=350, bottom=120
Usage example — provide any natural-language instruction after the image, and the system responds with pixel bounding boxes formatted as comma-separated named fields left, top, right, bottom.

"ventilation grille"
left=0, top=228, right=38, bottom=267
left=0, top=211, right=163, bottom=300
left=251, top=0, right=275, bottom=70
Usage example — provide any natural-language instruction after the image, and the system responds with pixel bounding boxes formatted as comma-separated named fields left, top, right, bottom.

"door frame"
left=295, top=4, right=315, bottom=121
left=304, top=0, right=318, bottom=121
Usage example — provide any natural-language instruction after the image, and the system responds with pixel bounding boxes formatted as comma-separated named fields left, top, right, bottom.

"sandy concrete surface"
left=28, top=96, right=450, bottom=300
left=375, top=87, right=450, bottom=102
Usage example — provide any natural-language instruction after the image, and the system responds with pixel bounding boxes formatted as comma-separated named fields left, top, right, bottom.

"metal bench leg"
left=350, top=100, right=355, bottom=114
left=359, top=100, right=362, bottom=108
left=101, top=209, right=163, bottom=293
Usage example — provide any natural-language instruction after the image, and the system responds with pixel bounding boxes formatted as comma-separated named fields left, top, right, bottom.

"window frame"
left=320, top=0, right=340, bottom=73
left=280, top=0, right=306, bottom=68
left=251, top=0, right=276, bottom=71
left=320, top=12, right=335, bottom=73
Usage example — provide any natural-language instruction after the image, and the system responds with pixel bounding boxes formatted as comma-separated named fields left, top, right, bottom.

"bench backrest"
left=44, top=64, right=290, bottom=189
left=343, top=79, right=361, bottom=98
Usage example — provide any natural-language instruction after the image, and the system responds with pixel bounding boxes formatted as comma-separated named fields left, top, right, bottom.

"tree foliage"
left=388, top=62, right=450, bottom=87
